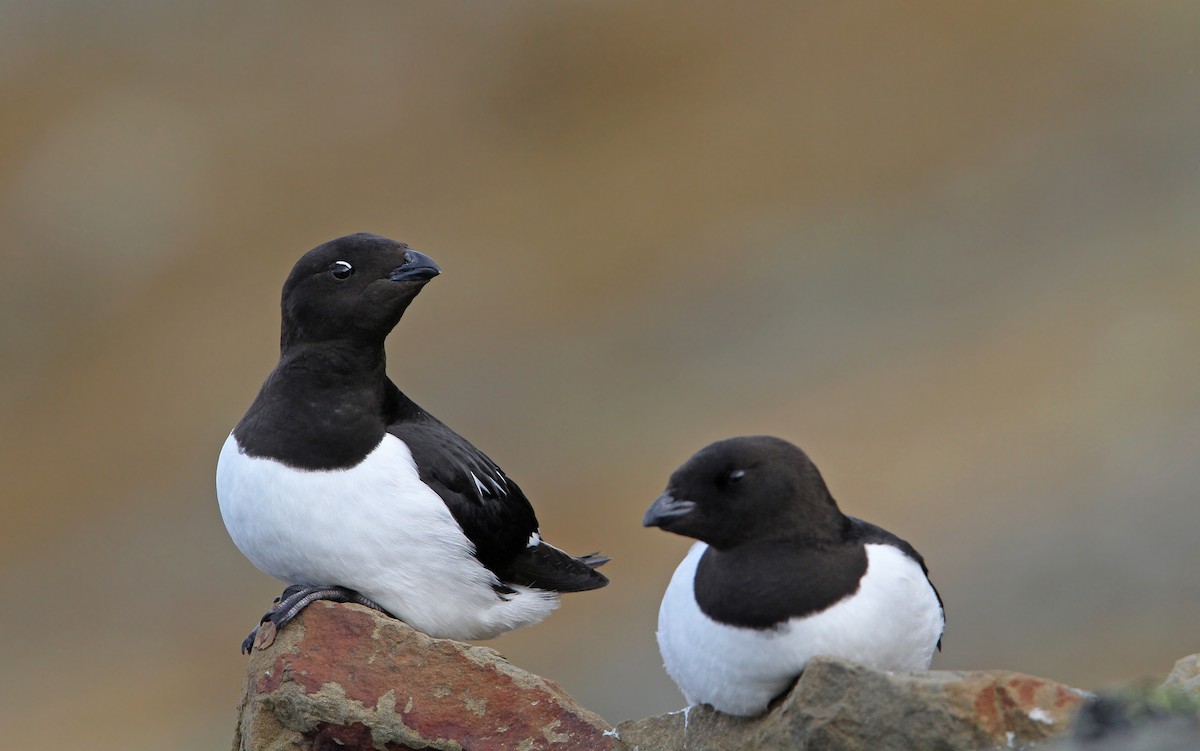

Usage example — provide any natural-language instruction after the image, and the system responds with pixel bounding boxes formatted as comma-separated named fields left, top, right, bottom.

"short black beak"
left=390, top=249, right=441, bottom=283
left=643, top=492, right=696, bottom=528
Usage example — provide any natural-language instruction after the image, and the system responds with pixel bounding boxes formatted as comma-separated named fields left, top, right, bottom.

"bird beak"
left=389, top=250, right=441, bottom=283
left=643, top=492, right=696, bottom=528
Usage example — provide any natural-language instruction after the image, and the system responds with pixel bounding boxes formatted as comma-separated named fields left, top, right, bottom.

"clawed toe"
left=240, top=627, right=257, bottom=655
left=239, top=585, right=389, bottom=654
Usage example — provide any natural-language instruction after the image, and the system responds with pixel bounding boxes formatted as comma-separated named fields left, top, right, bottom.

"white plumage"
left=216, top=432, right=558, bottom=640
left=657, top=541, right=944, bottom=716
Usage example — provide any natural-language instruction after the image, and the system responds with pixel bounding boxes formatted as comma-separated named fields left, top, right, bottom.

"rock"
left=232, top=601, right=622, bottom=751
left=1042, top=655, right=1200, bottom=751
left=232, top=602, right=1199, bottom=751
left=614, top=656, right=1087, bottom=751
left=1164, top=653, right=1200, bottom=695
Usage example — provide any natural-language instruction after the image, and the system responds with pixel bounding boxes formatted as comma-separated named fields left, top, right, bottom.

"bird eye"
left=330, top=260, right=354, bottom=280
left=726, top=469, right=745, bottom=483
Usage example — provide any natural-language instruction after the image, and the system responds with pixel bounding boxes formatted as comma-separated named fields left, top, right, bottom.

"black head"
left=279, top=233, right=440, bottom=349
left=643, top=436, right=844, bottom=550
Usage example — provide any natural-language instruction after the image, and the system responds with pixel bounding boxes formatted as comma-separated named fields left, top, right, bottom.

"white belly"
left=215, top=432, right=557, bottom=640
left=656, top=541, right=943, bottom=716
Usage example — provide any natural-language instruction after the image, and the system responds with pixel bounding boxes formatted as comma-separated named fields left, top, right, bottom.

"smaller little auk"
left=644, top=435, right=944, bottom=716
left=217, top=233, right=608, bottom=652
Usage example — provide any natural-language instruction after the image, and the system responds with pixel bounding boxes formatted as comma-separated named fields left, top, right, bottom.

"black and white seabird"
left=643, top=436, right=944, bottom=716
left=216, top=233, right=608, bottom=651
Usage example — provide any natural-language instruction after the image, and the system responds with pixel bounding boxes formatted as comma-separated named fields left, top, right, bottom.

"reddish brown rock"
left=241, top=600, right=1192, bottom=750
left=231, top=601, right=622, bottom=751
left=1044, top=654, right=1200, bottom=751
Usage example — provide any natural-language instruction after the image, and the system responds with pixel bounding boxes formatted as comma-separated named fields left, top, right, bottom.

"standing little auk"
left=217, top=233, right=608, bottom=651
left=644, top=436, right=943, bottom=716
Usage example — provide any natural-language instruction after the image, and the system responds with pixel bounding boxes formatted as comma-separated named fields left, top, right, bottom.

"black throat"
left=693, top=534, right=869, bottom=630
left=232, top=339, right=396, bottom=470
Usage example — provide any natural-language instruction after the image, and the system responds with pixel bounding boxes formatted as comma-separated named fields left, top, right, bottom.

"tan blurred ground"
left=2, top=3, right=1199, bottom=749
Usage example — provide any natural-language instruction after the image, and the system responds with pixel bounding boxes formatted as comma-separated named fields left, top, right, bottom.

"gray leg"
left=241, top=584, right=388, bottom=654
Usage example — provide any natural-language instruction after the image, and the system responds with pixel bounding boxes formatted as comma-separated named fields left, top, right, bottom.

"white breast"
left=215, top=432, right=557, bottom=640
left=656, top=541, right=944, bottom=716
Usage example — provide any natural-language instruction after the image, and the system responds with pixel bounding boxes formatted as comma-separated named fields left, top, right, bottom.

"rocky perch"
left=233, top=602, right=1200, bottom=750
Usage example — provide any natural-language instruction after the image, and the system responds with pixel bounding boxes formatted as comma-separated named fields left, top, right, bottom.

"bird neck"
left=277, top=339, right=388, bottom=384
left=268, top=339, right=397, bottom=419
left=235, top=339, right=397, bottom=469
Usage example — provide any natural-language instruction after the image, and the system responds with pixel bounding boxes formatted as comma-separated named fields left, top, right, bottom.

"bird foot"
left=240, top=584, right=389, bottom=654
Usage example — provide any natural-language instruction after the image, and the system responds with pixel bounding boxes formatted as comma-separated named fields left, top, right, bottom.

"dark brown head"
left=644, top=436, right=844, bottom=550
left=279, top=232, right=440, bottom=350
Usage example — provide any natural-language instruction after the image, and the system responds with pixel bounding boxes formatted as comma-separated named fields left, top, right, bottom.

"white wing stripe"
left=469, top=471, right=489, bottom=497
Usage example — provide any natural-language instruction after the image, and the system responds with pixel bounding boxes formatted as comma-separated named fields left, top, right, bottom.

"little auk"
left=217, top=233, right=608, bottom=652
left=644, top=435, right=943, bottom=716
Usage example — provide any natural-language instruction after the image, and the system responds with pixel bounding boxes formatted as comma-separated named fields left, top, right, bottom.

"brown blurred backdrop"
left=3, top=3, right=1200, bottom=749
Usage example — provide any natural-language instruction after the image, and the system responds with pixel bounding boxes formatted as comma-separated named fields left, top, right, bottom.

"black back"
left=383, top=386, right=538, bottom=577
left=384, top=386, right=606, bottom=592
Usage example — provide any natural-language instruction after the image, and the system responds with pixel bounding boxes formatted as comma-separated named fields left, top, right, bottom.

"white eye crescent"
left=330, top=260, right=354, bottom=280
left=727, top=469, right=745, bottom=483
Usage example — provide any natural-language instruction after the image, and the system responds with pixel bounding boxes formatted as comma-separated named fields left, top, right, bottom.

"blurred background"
left=3, top=2, right=1199, bottom=748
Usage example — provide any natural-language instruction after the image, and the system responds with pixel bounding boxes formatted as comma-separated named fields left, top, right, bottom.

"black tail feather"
left=498, top=543, right=611, bottom=592
left=577, top=552, right=611, bottom=569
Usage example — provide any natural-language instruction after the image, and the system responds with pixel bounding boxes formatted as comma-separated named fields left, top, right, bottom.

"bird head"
left=279, top=233, right=441, bottom=350
left=643, top=435, right=843, bottom=550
